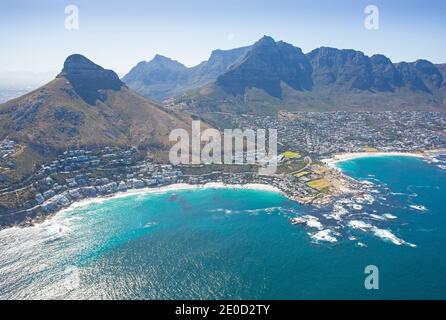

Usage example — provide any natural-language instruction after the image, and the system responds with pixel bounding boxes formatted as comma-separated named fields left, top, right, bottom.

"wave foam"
left=309, top=229, right=338, bottom=243
left=290, top=215, right=323, bottom=230
left=348, top=220, right=416, bottom=247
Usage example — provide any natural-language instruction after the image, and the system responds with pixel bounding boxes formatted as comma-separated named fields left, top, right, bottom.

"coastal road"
left=290, top=156, right=312, bottom=175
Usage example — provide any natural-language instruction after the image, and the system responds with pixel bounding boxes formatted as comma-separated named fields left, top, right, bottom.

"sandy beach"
left=322, top=151, right=426, bottom=167
left=62, top=182, right=283, bottom=213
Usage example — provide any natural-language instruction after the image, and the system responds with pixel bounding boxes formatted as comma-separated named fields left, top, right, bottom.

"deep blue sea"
left=0, top=156, right=445, bottom=299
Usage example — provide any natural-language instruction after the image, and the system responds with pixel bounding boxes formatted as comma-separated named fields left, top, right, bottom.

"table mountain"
left=216, top=36, right=313, bottom=98
left=181, top=36, right=445, bottom=114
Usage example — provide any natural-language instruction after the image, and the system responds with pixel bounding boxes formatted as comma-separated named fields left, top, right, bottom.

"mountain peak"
left=150, top=54, right=186, bottom=69
left=62, top=54, right=103, bottom=73
left=122, top=55, right=187, bottom=97
left=122, top=46, right=251, bottom=100
left=58, top=54, right=123, bottom=105
left=216, top=38, right=313, bottom=98
left=153, top=54, right=171, bottom=61
left=254, top=35, right=276, bottom=47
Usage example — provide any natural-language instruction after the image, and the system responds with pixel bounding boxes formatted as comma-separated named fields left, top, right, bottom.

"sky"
left=0, top=0, right=445, bottom=77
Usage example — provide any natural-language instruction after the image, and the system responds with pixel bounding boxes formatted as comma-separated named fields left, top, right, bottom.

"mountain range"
left=123, top=36, right=446, bottom=113
left=122, top=46, right=251, bottom=100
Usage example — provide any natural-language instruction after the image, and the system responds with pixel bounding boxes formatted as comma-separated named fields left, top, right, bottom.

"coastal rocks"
left=369, top=213, right=387, bottom=221
left=291, top=215, right=339, bottom=243
left=326, top=202, right=350, bottom=221
left=348, top=220, right=416, bottom=247
left=290, top=215, right=323, bottom=230
left=409, top=205, right=428, bottom=213
left=289, top=172, right=415, bottom=248
left=353, top=193, right=375, bottom=205
left=348, top=220, right=373, bottom=232
left=309, top=229, right=338, bottom=243
left=382, top=213, right=397, bottom=220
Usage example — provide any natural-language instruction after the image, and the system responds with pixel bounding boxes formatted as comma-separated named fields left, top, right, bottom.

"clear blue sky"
left=0, top=0, right=445, bottom=74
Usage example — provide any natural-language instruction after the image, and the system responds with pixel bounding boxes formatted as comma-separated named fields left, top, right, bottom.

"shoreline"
left=9, top=149, right=445, bottom=230
left=321, top=151, right=428, bottom=167
left=57, top=182, right=285, bottom=215
left=0, top=182, right=287, bottom=231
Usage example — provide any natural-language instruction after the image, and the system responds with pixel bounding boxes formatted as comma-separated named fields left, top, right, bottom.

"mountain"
left=0, top=54, right=195, bottom=156
left=307, top=48, right=401, bottom=91
left=178, top=36, right=446, bottom=115
left=437, top=63, right=446, bottom=80
left=123, top=46, right=251, bottom=100
left=122, top=55, right=188, bottom=100
left=216, top=36, right=313, bottom=98
left=437, top=63, right=446, bottom=97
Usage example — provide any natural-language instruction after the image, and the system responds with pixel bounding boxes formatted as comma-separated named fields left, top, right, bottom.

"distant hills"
left=0, top=54, right=195, bottom=155
left=124, top=36, right=446, bottom=113
left=123, top=46, right=251, bottom=100
left=0, top=71, right=56, bottom=91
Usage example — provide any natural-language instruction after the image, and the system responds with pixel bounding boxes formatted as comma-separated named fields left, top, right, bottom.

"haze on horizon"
left=0, top=0, right=445, bottom=86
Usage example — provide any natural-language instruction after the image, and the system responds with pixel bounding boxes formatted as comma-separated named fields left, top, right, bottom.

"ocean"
left=0, top=155, right=445, bottom=299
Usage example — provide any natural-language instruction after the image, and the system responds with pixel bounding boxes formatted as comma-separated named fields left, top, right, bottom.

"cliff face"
left=181, top=36, right=446, bottom=113
left=216, top=36, right=313, bottom=98
left=123, top=36, right=445, bottom=112
left=59, top=54, right=124, bottom=105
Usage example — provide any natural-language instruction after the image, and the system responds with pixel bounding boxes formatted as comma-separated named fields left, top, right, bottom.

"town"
left=0, top=111, right=445, bottom=228
left=0, top=141, right=344, bottom=227
left=229, top=111, right=446, bottom=156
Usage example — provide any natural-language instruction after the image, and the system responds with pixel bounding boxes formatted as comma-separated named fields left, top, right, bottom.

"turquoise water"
left=0, top=156, right=445, bottom=299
